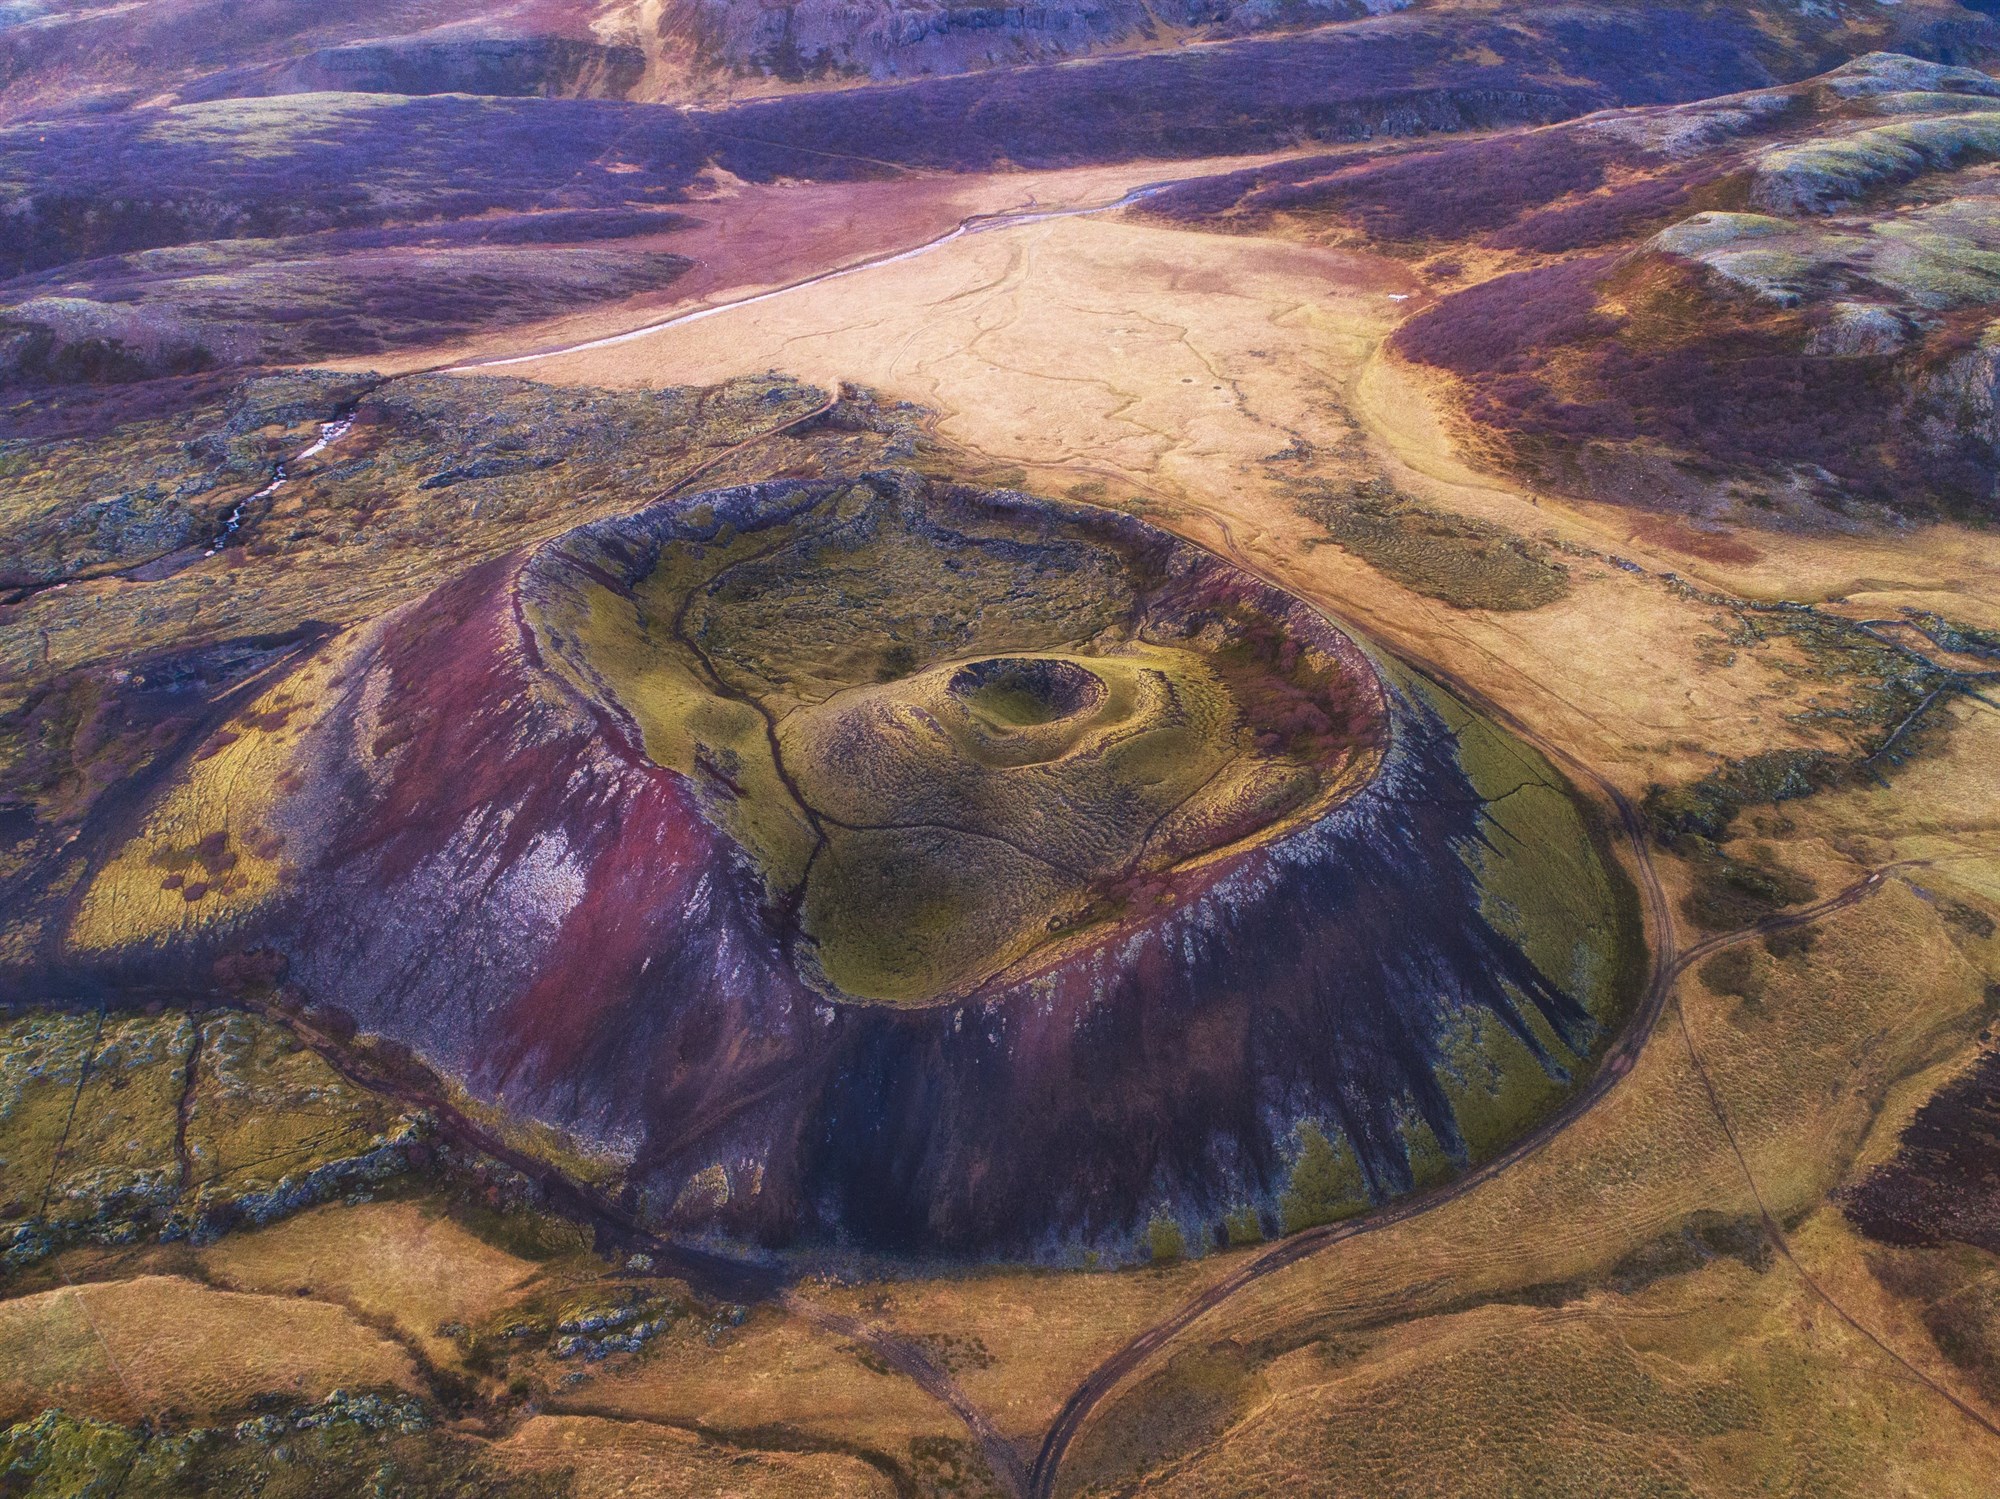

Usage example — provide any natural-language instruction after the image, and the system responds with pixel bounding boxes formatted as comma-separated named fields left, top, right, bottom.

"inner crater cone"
left=112, top=470, right=1637, bottom=1258
left=527, top=473, right=1389, bottom=1005
left=947, top=657, right=1107, bottom=727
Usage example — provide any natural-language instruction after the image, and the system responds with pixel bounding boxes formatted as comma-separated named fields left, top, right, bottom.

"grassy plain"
left=199, top=1199, right=541, bottom=1367
left=0, top=1274, right=419, bottom=1426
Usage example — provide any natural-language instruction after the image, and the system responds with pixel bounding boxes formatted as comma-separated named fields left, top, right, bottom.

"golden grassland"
left=1081, top=1258, right=1988, bottom=1497
left=492, top=1414, right=897, bottom=1498
left=792, top=1258, right=1240, bottom=1446
left=540, top=1302, right=965, bottom=1450
left=198, top=1199, right=541, bottom=1368
left=0, top=1273, right=420, bottom=1426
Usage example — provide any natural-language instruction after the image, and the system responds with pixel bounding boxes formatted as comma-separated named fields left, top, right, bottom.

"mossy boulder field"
left=65, top=473, right=1638, bottom=1259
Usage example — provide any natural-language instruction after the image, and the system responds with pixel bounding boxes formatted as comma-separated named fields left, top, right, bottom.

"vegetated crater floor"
left=531, top=476, right=1384, bottom=1004
left=71, top=472, right=1640, bottom=1261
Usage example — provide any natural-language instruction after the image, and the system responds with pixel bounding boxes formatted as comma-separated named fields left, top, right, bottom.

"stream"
left=207, top=416, right=355, bottom=556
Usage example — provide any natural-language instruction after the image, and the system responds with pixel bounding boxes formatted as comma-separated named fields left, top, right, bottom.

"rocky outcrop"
left=1844, top=1042, right=2000, bottom=1254
left=1368, top=52, right=2000, bottom=523
left=667, top=0, right=1408, bottom=82
left=0, top=1008, right=426, bottom=1269
left=190, top=37, right=648, bottom=102
left=0, top=297, right=248, bottom=389
left=1907, top=320, right=2000, bottom=501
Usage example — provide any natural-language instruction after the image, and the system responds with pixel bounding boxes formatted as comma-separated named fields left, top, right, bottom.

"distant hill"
left=4, top=0, right=1996, bottom=121
left=1144, top=48, right=2000, bottom=522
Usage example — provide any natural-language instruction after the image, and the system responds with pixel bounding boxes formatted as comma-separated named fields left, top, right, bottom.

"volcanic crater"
left=75, top=472, right=1639, bottom=1259
left=530, top=477, right=1387, bottom=1006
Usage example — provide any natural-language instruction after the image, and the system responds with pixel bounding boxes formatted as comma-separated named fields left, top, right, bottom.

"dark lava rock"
left=1845, top=1041, right=2000, bottom=1255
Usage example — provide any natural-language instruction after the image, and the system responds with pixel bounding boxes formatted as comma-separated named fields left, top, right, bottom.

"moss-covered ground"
left=0, top=1007, right=419, bottom=1270
left=537, top=477, right=1385, bottom=1003
left=0, top=371, right=920, bottom=966
left=1292, top=475, right=1573, bottom=611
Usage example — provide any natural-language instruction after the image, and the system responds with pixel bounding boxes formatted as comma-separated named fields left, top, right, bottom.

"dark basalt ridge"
left=1844, top=1043, right=2000, bottom=1255
left=75, top=473, right=1636, bottom=1260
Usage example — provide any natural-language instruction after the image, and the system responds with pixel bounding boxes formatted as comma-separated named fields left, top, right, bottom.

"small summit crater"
left=948, top=656, right=1106, bottom=730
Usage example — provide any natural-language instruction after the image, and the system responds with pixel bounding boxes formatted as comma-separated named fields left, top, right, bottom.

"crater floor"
left=530, top=476, right=1385, bottom=1002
